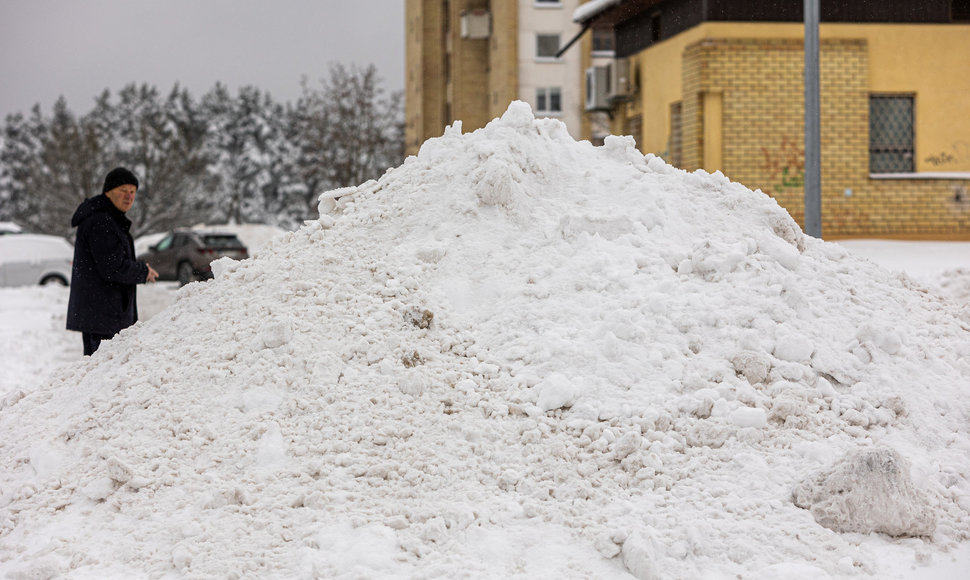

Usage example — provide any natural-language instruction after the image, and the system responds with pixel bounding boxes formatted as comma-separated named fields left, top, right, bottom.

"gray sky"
left=0, top=0, right=405, bottom=119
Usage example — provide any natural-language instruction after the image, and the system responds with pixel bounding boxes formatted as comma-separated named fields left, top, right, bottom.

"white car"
left=0, top=234, right=73, bottom=287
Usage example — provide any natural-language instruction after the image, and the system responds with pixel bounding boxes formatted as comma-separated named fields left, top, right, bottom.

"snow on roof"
left=573, top=0, right=622, bottom=23
left=1, top=101, right=969, bottom=578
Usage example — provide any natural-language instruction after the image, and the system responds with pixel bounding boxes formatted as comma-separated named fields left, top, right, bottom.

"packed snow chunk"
left=496, top=99, right=538, bottom=134
left=621, top=529, right=661, bottom=580
left=317, top=185, right=360, bottom=216
left=757, top=231, right=801, bottom=270
left=731, top=350, right=772, bottom=384
left=210, top=256, right=240, bottom=279
left=260, top=320, right=292, bottom=349
left=730, top=406, right=768, bottom=428
left=80, top=476, right=116, bottom=501
left=792, top=447, right=936, bottom=537
left=474, top=155, right=519, bottom=208
left=773, top=332, right=815, bottom=363
left=854, top=324, right=903, bottom=356
left=535, top=372, right=580, bottom=411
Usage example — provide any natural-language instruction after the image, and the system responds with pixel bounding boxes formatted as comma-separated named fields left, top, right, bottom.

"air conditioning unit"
left=585, top=65, right=611, bottom=111
left=460, top=10, right=490, bottom=39
left=610, top=58, right=633, bottom=100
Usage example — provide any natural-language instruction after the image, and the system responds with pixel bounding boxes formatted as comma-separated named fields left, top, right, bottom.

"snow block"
left=535, top=373, right=580, bottom=411
left=792, top=447, right=936, bottom=537
left=621, top=529, right=661, bottom=580
left=731, top=350, right=772, bottom=384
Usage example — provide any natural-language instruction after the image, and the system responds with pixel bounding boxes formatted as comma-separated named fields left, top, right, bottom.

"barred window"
left=869, top=95, right=914, bottom=173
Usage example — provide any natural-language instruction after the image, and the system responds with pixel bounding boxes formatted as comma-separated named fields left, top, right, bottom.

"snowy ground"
left=1, top=103, right=969, bottom=579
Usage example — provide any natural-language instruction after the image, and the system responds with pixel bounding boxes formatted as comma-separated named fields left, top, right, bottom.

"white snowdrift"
left=1, top=101, right=969, bottom=579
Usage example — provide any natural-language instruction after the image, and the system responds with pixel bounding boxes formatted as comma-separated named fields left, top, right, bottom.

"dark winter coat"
left=66, top=194, right=148, bottom=335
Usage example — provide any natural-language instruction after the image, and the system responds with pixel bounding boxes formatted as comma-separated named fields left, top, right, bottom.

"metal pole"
left=804, top=0, right=822, bottom=238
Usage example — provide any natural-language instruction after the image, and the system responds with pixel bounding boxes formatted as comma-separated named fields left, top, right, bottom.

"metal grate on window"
left=869, top=95, right=914, bottom=173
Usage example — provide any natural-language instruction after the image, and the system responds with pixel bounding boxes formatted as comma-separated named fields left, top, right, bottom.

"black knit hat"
left=102, top=167, right=139, bottom=194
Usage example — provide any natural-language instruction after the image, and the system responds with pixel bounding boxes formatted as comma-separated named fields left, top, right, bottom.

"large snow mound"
left=2, top=101, right=969, bottom=579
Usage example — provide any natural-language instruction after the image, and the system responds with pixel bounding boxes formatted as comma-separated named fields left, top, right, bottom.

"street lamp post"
left=804, top=0, right=822, bottom=238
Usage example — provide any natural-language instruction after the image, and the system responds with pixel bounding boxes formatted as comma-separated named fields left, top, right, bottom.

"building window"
left=536, top=87, right=562, bottom=114
left=536, top=34, right=561, bottom=59
left=669, top=102, right=683, bottom=168
left=592, top=27, right=615, bottom=54
left=869, top=95, right=914, bottom=173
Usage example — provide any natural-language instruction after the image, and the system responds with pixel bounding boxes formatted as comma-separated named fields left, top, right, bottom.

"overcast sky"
left=0, top=0, right=405, bottom=120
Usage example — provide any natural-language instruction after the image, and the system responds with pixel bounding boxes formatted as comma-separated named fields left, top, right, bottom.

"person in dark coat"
left=67, top=167, right=159, bottom=355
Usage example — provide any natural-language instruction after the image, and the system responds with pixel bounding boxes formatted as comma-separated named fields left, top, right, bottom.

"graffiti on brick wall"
left=924, top=141, right=970, bottom=167
left=761, top=137, right=804, bottom=192
left=954, top=185, right=968, bottom=205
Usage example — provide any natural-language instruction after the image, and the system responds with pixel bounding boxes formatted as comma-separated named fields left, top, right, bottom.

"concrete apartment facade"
left=405, top=0, right=586, bottom=156
left=575, top=0, right=970, bottom=238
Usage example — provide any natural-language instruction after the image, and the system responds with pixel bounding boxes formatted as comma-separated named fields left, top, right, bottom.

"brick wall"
left=680, top=36, right=970, bottom=238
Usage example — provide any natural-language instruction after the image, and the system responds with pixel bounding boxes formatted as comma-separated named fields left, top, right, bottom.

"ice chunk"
left=792, top=447, right=936, bottom=537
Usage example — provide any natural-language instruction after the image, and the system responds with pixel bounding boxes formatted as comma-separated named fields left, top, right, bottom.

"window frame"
left=591, top=26, right=616, bottom=56
left=869, top=93, right=916, bottom=175
left=536, top=87, right=563, bottom=115
left=535, top=33, right=562, bottom=61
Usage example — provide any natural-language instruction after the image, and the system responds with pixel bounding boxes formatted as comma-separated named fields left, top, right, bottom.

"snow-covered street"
left=2, top=103, right=970, bottom=579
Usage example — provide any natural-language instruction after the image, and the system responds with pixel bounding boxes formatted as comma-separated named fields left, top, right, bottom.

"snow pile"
left=2, top=101, right=970, bottom=579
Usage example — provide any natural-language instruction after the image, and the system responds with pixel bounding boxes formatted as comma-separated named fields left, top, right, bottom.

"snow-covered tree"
left=91, top=83, right=213, bottom=237
left=0, top=99, right=104, bottom=238
left=0, top=64, right=404, bottom=236
left=292, top=64, right=404, bottom=217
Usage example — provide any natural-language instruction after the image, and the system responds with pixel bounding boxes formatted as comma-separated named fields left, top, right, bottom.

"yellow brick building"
left=575, top=1, right=970, bottom=238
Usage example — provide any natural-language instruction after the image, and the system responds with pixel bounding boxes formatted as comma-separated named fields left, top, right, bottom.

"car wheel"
left=40, top=274, right=68, bottom=286
left=177, top=262, right=195, bottom=286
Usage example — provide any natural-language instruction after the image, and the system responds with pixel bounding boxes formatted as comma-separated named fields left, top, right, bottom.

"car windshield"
left=201, top=235, right=243, bottom=249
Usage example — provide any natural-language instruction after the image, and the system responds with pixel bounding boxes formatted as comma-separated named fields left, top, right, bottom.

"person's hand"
left=146, top=264, right=159, bottom=283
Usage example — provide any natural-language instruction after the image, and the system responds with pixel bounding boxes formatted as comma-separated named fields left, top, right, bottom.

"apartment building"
left=405, top=0, right=587, bottom=155
left=571, top=0, right=970, bottom=238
